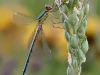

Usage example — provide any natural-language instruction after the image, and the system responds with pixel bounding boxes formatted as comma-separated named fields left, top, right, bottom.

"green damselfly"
left=13, top=5, right=53, bottom=75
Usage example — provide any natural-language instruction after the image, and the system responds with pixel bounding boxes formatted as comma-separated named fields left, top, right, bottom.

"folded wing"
left=27, top=27, right=51, bottom=72
left=12, top=11, right=35, bottom=25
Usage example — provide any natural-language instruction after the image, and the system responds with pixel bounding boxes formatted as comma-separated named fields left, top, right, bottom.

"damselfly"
left=13, top=5, right=53, bottom=75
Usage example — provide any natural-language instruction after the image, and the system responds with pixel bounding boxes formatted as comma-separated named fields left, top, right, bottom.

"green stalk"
left=54, top=0, right=89, bottom=75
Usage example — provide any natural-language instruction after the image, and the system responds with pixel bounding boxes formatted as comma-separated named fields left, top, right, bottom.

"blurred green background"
left=0, top=0, right=100, bottom=75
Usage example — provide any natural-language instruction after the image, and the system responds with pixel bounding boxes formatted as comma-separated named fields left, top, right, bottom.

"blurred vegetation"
left=95, top=0, right=100, bottom=16
left=0, top=0, right=100, bottom=75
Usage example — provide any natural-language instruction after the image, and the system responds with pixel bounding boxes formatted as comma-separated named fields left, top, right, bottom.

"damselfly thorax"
left=37, top=5, right=52, bottom=24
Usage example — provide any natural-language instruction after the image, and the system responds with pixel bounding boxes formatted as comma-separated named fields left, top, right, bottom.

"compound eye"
left=47, top=6, right=52, bottom=10
left=45, top=5, right=52, bottom=10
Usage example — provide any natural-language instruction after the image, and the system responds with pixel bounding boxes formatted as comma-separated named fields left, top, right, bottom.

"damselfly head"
left=45, top=5, right=52, bottom=11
